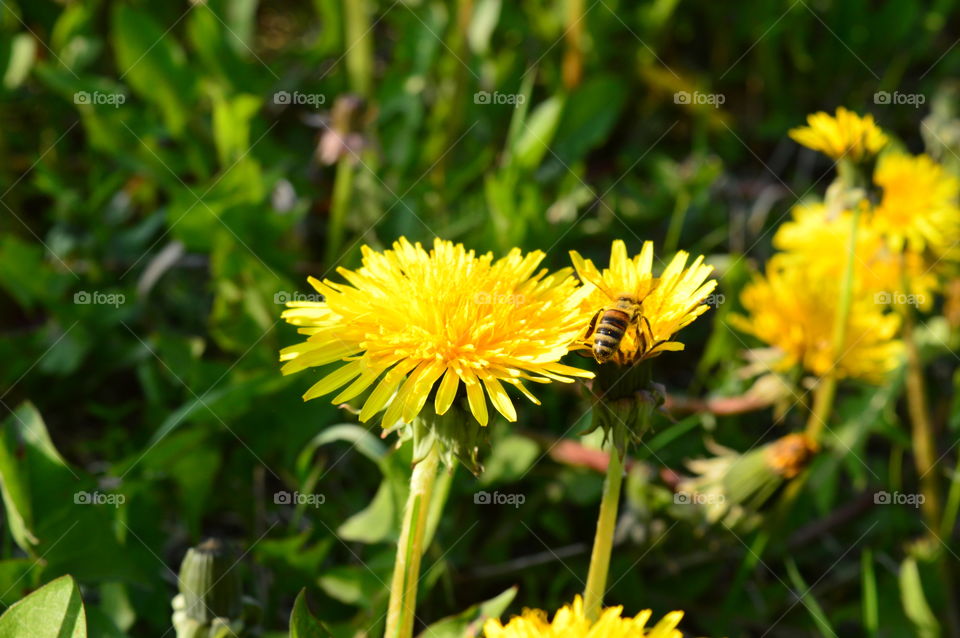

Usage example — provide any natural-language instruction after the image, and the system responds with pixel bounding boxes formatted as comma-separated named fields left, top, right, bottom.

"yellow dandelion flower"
left=773, top=202, right=938, bottom=309
left=279, top=238, right=593, bottom=428
left=788, top=106, right=888, bottom=161
left=873, top=153, right=960, bottom=255
left=482, top=595, right=684, bottom=638
left=569, top=240, right=717, bottom=365
left=731, top=259, right=903, bottom=383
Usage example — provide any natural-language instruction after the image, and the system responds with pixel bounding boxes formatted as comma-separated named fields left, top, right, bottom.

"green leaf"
left=511, top=96, right=565, bottom=171
left=212, top=92, right=262, bottom=167
left=417, top=586, right=516, bottom=638
left=467, top=0, right=501, bottom=55
left=480, top=434, right=539, bottom=485
left=289, top=589, right=330, bottom=638
left=111, top=5, right=195, bottom=135
left=861, top=549, right=878, bottom=638
left=3, top=33, right=35, bottom=89
left=784, top=558, right=835, bottom=637
left=899, top=557, right=940, bottom=638
left=338, top=479, right=397, bottom=543
left=0, top=575, right=86, bottom=638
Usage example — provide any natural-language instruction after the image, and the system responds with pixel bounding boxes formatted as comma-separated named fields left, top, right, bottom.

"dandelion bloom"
left=483, top=596, right=683, bottom=638
left=773, top=202, right=938, bottom=309
left=872, top=153, right=960, bottom=255
left=788, top=107, right=888, bottom=162
left=569, top=240, right=717, bottom=365
left=280, top=238, right=593, bottom=428
left=731, top=259, right=902, bottom=382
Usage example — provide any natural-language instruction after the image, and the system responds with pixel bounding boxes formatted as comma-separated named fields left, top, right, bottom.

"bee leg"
left=636, top=315, right=655, bottom=356
left=577, top=309, right=604, bottom=359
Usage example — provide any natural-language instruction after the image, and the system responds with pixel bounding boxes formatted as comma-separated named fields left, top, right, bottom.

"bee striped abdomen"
left=592, top=309, right=630, bottom=361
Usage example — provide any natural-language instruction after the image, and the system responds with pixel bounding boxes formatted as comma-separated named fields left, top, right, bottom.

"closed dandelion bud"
left=173, top=538, right=259, bottom=638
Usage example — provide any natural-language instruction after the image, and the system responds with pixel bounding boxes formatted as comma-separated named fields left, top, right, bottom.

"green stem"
left=385, top=443, right=440, bottom=638
left=902, top=314, right=942, bottom=528
left=326, top=157, right=354, bottom=263
left=805, top=204, right=860, bottom=441
left=583, top=444, right=624, bottom=621
left=342, top=0, right=373, bottom=98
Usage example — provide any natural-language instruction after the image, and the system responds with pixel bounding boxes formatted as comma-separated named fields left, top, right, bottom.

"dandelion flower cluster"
left=483, top=596, right=684, bottom=638
left=280, top=238, right=593, bottom=428
left=788, top=106, right=888, bottom=161
left=570, top=240, right=717, bottom=365
left=773, top=202, right=938, bottom=309
left=731, top=258, right=902, bottom=382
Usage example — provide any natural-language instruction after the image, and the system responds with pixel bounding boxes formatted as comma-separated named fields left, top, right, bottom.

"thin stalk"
left=583, top=444, right=624, bottom=621
left=899, top=267, right=959, bottom=638
left=562, top=0, right=585, bottom=90
left=326, top=157, right=354, bottom=263
left=805, top=205, right=861, bottom=441
left=385, top=444, right=440, bottom=638
left=342, top=0, right=373, bottom=98
left=941, top=457, right=960, bottom=540
left=902, top=312, right=942, bottom=527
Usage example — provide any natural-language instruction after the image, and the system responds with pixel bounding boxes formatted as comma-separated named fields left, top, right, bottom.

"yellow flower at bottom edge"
left=773, top=202, right=939, bottom=310
left=873, top=153, right=960, bottom=256
left=788, top=106, right=888, bottom=162
left=279, top=237, right=594, bottom=428
left=569, top=240, right=717, bottom=365
left=730, top=258, right=903, bottom=383
left=483, top=595, right=684, bottom=638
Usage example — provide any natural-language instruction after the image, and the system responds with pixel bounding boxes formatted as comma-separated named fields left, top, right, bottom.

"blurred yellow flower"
left=773, top=202, right=938, bottom=309
left=569, top=240, right=717, bottom=365
left=873, top=153, right=960, bottom=255
left=731, top=259, right=903, bottom=382
left=788, top=107, right=888, bottom=161
left=483, top=595, right=684, bottom=638
left=279, top=238, right=593, bottom=428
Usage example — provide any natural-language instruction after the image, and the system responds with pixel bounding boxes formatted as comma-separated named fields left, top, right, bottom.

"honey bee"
left=583, top=282, right=660, bottom=364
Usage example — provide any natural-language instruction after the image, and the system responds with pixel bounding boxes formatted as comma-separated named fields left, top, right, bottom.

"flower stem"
left=385, top=443, right=440, bottom=638
left=902, top=313, right=942, bottom=528
left=583, top=443, right=624, bottom=621
left=805, top=204, right=860, bottom=441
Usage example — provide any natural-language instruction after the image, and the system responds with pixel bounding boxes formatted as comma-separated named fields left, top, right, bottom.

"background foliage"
left=2, top=0, right=960, bottom=636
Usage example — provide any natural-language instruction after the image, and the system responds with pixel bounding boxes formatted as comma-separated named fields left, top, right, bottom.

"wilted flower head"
left=569, top=240, right=717, bottom=366
left=483, top=595, right=684, bottom=638
left=788, top=106, right=888, bottom=161
left=280, top=238, right=593, bottom=429
left=773, top=202, right=938, bottom=310
left=677, top=433, right=819, bottom=527
left=731, top=259, right=903, bottom=383
left=872, top=153, right=960, bottom=255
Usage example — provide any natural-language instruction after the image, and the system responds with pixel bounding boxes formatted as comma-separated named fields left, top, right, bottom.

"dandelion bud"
left=173, top=538, right=260, bottom=638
